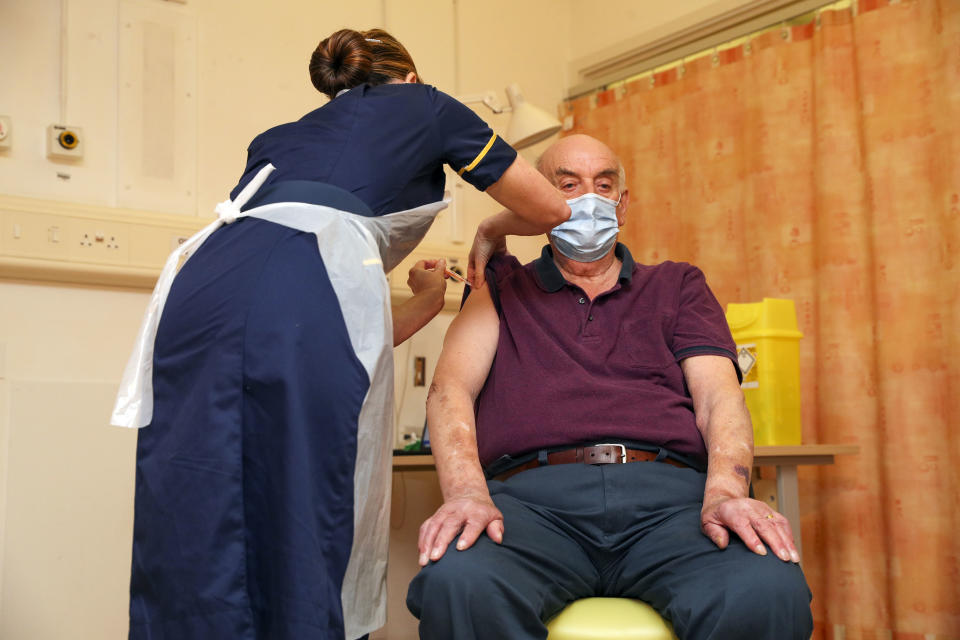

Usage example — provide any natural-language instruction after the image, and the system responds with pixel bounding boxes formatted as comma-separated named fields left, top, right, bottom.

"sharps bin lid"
left=725, top=298, right=804, bottom=339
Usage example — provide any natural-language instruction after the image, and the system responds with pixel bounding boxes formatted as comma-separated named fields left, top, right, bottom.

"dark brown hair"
left=309, top=28, right=421, bottom=100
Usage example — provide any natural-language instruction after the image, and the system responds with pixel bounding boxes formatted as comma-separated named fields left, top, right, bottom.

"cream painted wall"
left=0, top=281, right=148, bottom=639
left=566, top=0, right=737, bottom=61
left=0, top=0, right=751, bottom=638
left=196, top=0, right=383, bottom=214
left=0, top=0, right=119, bottom=206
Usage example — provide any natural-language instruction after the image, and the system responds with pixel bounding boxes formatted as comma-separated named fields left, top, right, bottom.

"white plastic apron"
left=112, top=163, right=448, bottom=638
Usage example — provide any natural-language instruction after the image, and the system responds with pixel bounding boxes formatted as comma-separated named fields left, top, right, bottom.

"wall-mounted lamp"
left=459, top=83, right=562, bottom=149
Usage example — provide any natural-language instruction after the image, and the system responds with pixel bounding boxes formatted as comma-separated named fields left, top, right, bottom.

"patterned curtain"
left=561, top=1, right=959, bottom=637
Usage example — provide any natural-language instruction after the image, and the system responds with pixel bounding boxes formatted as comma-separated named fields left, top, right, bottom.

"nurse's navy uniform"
left=112, top=83, right=516, bottom=640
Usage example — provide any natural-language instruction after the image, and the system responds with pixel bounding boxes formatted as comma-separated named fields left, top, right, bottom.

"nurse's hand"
left=468, top=219, right=507, bottom=289
left=407, top=258, right=448, bottom=297
left=393, top=259, right=447, bottom=346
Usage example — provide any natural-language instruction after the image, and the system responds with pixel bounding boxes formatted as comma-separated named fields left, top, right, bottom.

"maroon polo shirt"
left=474, top=244, right=741, bottom=469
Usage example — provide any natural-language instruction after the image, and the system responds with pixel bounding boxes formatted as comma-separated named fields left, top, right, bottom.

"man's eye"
left=561, top=183, right=576, bottom=190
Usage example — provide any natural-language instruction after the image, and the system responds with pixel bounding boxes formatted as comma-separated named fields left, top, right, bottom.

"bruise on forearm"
left=681, top=355, right=755, bottom=505
left=703, top=445, right=753, bottom=503
left=701, top=400, right=755, bottom=502
left=734, top=464, right=751, bottom=484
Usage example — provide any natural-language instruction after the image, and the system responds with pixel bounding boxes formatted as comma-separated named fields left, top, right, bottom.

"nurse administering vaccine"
left=113, top=28, right=568, bottom=640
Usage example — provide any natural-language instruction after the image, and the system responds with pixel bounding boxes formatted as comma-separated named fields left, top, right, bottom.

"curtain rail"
left=567, top=0, right=846, bottom=99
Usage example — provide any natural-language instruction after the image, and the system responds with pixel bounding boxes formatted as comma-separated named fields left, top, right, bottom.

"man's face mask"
left=549, top=192, right=621, bottom=262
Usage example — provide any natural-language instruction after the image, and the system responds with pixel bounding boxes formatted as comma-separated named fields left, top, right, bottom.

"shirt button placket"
left=581, top=296, right=598, bottom=335
left=576, top=294, right=590, bottom=335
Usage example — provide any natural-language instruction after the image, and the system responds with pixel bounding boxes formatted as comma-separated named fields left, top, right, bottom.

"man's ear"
left=616, top=189, right=629, bottom=226
left=404, top=71, right=418, bottom=84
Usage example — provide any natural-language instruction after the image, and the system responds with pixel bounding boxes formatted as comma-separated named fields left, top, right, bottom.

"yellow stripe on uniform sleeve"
left=457, top=132, right=498, bottom=176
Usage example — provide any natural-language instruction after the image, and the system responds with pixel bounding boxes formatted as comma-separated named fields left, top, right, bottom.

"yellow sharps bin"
left=724, top=298, right=804, bottom=446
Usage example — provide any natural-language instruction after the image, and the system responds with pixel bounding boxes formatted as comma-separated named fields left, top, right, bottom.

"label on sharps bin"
left=737, top=344, right=758, bottom=389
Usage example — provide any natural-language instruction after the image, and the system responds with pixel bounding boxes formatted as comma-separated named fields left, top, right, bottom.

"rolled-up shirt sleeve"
left=431, top=89, right=517, bottom=191
left=672, top=265, right=743, bottom=382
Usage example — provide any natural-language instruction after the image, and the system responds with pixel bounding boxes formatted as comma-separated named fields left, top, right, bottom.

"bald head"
left=536, top=134, right=630, bottom=244
left=537, top=134, right=626, bottom=192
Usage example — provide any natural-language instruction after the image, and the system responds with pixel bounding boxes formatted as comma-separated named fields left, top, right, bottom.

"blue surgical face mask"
left=549, top=192, right=621, bottom=262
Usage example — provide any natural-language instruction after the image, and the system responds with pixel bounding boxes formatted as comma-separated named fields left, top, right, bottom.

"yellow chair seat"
left=546, top=597, right=678, bottom=640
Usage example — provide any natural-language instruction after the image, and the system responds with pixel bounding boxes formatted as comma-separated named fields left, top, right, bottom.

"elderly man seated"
left=406, top=134, right=813, bottom=640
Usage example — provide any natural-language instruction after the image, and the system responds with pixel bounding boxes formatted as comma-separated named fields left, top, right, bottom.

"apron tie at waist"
left=215, top=201, right=241, bottom=224
left=216, top=163, right=278, bottom=224
left=111, top=161, right=448, bottom=430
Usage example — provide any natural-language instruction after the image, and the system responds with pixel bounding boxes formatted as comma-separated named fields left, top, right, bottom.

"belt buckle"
left=596, top=443, right=627, bottom=464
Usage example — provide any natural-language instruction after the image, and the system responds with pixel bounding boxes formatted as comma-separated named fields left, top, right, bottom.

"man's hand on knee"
left=701, top=496, right=801, bottom=564
left=418, top=495, right=505, bottom=566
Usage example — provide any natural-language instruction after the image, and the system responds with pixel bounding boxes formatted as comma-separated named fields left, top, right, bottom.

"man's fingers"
left=768, top=512, right=800, bottom=561
left=706, top=498, right=800, bottom=563
left=780, top=522, right=801, bottom=563
left=430, top=517, right=465, bottom=562
left=702, top=522, right=729, bottom=549
left=418, top=511, right=461, bottom=565
left=728, top=517, right=767, bottom=556
left=455, top=520, right=486, bottom=552
left=418, top=517, right=443, bottom=566
left=417, top=517, right=435, bottom=555
left=486, top=519, right=504, bottom=544
left=753, top=514, right=799, bottom=563
left=417, top=499, right=503, bottom=566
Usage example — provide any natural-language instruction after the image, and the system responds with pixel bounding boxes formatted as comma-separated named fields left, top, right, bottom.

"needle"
left=444, top=268, right=468, bottom=285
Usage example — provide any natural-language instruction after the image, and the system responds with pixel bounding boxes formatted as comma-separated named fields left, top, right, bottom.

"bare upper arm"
left=431, top=284, right=500, bottom=401
left=680, top=355, right=744, bottom=417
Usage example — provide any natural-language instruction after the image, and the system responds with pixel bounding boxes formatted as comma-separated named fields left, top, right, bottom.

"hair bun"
left=309, top=29, right=373, bottom=99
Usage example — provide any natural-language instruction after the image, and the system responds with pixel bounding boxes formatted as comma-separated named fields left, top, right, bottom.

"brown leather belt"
left=492, top=444, right=689, bottom=482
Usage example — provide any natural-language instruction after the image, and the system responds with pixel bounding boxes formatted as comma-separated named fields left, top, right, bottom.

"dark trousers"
left=407, top=461, right=812, bottom=640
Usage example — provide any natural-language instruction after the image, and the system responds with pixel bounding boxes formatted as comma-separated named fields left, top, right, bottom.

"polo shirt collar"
left=533, top=243, right=635, bottom=292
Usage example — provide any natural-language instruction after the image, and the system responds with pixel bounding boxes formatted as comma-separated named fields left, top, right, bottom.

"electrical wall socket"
left=0, top=204, right=207, bottom=288
left=3, top=211, right=131, bottom=266
left=68, top=222, right=129, bottom=265
left=47, top=124, right=84, bottom=160
left=0, top=116, right=11, bottom=149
